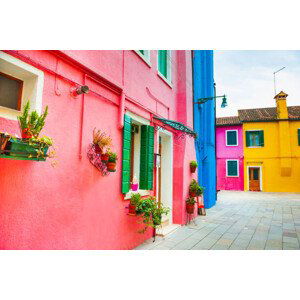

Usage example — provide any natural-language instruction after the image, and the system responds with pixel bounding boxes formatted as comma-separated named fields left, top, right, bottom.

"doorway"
left=249, top=167, right=261, bottom=191
left=156, top=130, right=173, bottom=228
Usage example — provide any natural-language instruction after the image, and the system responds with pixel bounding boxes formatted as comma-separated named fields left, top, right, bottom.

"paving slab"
left=135, top=191, right=300, bottom=250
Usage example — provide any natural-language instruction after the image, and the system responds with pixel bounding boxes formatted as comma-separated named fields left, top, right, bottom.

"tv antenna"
left=273, top=67, right=285, bottom=95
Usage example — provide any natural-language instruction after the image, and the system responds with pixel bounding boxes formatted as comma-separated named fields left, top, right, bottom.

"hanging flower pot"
left=107, top=151, right=118, bottom=172
left=101, top=153, right=109, bottom=163
left=190, top=160, right=198, bottom=173
left=186, top=197, right=196, bottom=214
left=0, top=133, right=11, bottom=153
left=189, top=191, right=197, bottom=197
left=94, top=144, right=103, bottom=154
left=107, top=161, right=116, bottom=172
left=21, top=128, right=33, bottom=139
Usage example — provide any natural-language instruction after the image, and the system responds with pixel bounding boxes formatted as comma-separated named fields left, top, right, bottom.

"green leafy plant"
left=18, top=101, right=49, bottom=138
left=135, top=196, right=170, bottom=233
left=130, top=193, right=141, bottom=206
left=189, top=179, right=204, bottom=196
left=186, top=197, right=196, bottom=205
left=108, top=151, right=118, bottom=162
left=190, top=160, right=198, bottom=167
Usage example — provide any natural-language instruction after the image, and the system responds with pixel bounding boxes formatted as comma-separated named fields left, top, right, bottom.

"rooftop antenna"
left=273, top=67, right=285, bottom=95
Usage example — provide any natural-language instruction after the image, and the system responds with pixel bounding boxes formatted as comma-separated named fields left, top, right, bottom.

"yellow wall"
left=243, top=120, right=300, bottom=193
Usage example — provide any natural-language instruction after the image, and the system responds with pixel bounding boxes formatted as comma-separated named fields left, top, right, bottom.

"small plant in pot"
left=189, top=179, right=204, bottom=197
left=18, top=101, right=48, bottom=139
left=129, top=192, right=141, bottom=215
left=101, top=148, right=110, bottom=163
left=93, top=128, right=112, bottom=155
left=190, top=160, right=198, bottom=173
left=107, top=151, right=117, bottom=172
left=131, top=175, right=139, bottom=191
left=0, top=132, right=11, bottom=153
left=186, top=197, right=196, bottom=214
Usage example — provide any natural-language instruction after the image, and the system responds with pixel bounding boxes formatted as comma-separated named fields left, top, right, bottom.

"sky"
left=215, top=50, right=300, bottom=117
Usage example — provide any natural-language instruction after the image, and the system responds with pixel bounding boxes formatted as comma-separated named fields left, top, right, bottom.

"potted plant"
left=107, top=151, right=117, bottom=172
left=0, top=132, right=11, bottom=153
left=129, top=193, right=141, bottom=215
left=17, top=101, right=49, bottom=139
left=186, top=197, right=196, bottom=214
left=93, top=128, right=112, bottom=154
left=190, top=160, right=198, bottom=173
left=101, top=149, right=110, bottom=163
left=135, top=196, right=170, bottom=234
left=189, top=179, right=204, bottom=197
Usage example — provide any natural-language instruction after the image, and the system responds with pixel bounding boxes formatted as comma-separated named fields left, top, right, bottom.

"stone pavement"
left=135, top=191, right=300, bottom=250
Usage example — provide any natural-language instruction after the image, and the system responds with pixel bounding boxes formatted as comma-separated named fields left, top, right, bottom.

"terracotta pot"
left=189, top=191, right=197, bottom=197
left=128, top=203, right=136, bottom=215
left=190, top=165, right=197, bottom=173
left=107, top=161, right=116, bottom=172
left=0, top=134, right=10, bottom=152
left=21, top=128, right=33, bottom=139
left=94, top=144, right=103, bottom=154
left=186, top=203, right=195, bottom=214
left=131, top=183, right=138, bottom=191
left=101, top=153, right=109, bottom=162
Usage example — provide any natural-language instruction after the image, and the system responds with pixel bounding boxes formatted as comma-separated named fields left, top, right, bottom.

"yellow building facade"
left=240, top=92, right=300, bottom=193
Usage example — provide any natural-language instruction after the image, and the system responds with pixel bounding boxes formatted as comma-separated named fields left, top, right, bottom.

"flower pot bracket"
left=0, top=138, right=48, bottom=161
left=153, top=116, right=197, bottom=139
left=87, top=143, right=109, bottom=176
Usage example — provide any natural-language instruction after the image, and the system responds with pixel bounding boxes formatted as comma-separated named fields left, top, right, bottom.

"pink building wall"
left=0, top=50, right=197, bottom=249
left=216, top=125, right=244, bottom=191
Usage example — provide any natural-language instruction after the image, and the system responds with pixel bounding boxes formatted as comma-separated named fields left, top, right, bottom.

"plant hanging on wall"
left=190, top=160, right=198, bottom=173
left=189, top=179, right=204, bottom=197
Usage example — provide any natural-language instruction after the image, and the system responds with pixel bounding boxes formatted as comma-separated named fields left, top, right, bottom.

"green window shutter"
left=121, top=115, right=132, bottom=193
left=259, top=130, right=264, bottom=147
left=139, top=125, right=154, bottom=190
left=246, top=131, right=250, bottom=147
left=227, top=160, right=238, bottom=176
left=227, top=131, right=237, bottom=145
left=298, top=129, right=300, bottom=146
left=158, top=50, right=167, bottom=78
left=139, top=50, right=144, bottom=55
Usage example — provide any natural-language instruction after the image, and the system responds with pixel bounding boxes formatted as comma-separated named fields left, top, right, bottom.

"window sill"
left=134, top=51, right=151, bottom=67
left=226, top=175, right=239, bottom=178
left=226, top=144, right=238, bottom=147
left=157, top=71, right=172, bottom=88
left=124, top=189, right=150, bottom=200
left=246, top=146, right=263, bottom=148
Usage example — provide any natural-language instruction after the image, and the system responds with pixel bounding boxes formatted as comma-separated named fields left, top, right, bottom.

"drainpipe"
left=79, top=74, right=87, bottom=159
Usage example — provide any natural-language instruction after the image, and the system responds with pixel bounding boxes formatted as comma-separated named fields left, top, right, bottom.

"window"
left=0, top=51, right=44, bottom=121
left=226, top=130, right=238, bottom=146
left=135, top=50, right=151, bottom=65
left=122, top=113, right=154, bottom=196
left=226, top=160, right=239, bottom=177
left=246, top=130, right=264, bottom=147
left=157, top=50, right=172, bottom=85
left=0, top=72, right=23, bottom=110
left=298, top=129, right=300, bottom=146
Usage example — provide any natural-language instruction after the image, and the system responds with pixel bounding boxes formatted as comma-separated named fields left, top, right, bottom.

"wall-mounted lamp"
left=194, top=94, right=228, bottom=108
left=71, top=85, right=90, bottom=98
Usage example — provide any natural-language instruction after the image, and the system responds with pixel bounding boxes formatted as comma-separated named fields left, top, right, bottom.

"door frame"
left=247, top=165, right=263, bottom=191
left=156, top=128, right=173, bottom=225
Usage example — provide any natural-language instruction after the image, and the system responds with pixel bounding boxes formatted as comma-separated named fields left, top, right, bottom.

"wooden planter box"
left=1, top=138, right=49, bottom=161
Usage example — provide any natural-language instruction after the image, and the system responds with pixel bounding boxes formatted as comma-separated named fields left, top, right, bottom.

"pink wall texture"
left=0, top=50, right=197, bottom=249
left=216, top=125, right=244, bottom=191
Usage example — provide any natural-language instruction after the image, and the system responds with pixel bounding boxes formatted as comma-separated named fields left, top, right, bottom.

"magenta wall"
left=0, top=50, right=197, bottom=249
left=216, top=125, right=244, bottom=191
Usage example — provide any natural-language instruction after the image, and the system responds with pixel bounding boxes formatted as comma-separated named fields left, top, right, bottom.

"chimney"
left=274, top=91, right=288, bottom=119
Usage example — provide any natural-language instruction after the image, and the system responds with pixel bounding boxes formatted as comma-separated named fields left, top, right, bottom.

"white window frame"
left=226, top=159, right=239, bottom=177
left=246, top=129, right=264, bottom=148
left=226, top=129, right=238, bottom=146
left=124, top=111, right=151, bottom=200
left=0, top=51, right=44, bottom=121
left=157, top=50, right=172, bottom=88
left=134, top=50, right=151, bottom=66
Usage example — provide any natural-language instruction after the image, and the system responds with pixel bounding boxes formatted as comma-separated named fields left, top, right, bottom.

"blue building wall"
left=193, top=50, right=216, bottom=209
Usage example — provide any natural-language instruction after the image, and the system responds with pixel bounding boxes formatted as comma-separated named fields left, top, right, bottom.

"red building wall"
left=0, top=50, right=197, bottom=249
